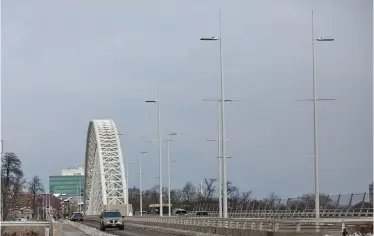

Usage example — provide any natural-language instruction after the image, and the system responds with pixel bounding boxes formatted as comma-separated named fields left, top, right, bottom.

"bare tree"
left=28, top=175, right=44, bottom=218
left=225, top=182, right=240, bottom=210
left=238, top=191, right=252, bottom=207
left=128, top=186, right=140, bottom=211
left=182, top=182, right=196, bottom=203
left=146, top=185, right=168, bottom=205
left=1, top=152, right=24, bottom=220
left=319, top=194, right=334, bottom=209
left=145, top=186, right=159, bottom=205
left=226, top=181, right=239, bottom=199
left=170, top=189, right=183, bottom=206
left=203, top=178, right=216, bottom=201
left=264, top=192, right=280, bottom=210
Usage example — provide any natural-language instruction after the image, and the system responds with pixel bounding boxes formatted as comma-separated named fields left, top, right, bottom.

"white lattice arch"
left=84, top=119, right=127, bottom=215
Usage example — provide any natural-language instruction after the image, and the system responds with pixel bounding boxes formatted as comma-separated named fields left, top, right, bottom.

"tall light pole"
left=146, top=95, right=163, bottom=216
left=139, top=152, right=147, bottom=216
left=165, top=132, right=177, bottom=216
left=312, top=10, right=334, bottom=231
left=203, top=81, right=223, bottom=218
left=48, top=193, right=50, bottom=216
left=298, top=10, right=334, bottom=231
left=206, top=138, right=230, bottom=217
left=76, top=183, right=82, bottom=212
left=126, top=159, right=136, bottom=216
left=117, top=129, right=131, bottom=215
left=200, top=10, right=229, bottom=218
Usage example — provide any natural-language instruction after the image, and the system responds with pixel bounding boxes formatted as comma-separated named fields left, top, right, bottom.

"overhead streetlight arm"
left=206, top=138, right=230, bottom=142
left=145, top=100, right=159, bottom=103
left=224, top=99, right=244, bottom=102
left=200, top=37, right=219, bottom=41
left=202, top=98, right=243, bottom=102
left=315, top=37, right=334, bottom=41
left=296, top=98, right=335, bottom=102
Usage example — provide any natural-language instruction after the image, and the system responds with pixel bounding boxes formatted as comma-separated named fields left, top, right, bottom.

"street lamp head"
left=315, top=37, right=334, bottom=42
left=200, top=37, right=219, bottom=41
left=169, top=132, right=177, bottom=136
left=145, top=100, right=159, bottom=103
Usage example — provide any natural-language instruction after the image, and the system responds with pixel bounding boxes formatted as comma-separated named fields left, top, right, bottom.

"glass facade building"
left=49, top=175, right=84, bottom=197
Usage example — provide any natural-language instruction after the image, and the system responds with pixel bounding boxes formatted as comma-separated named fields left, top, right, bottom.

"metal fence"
left=190, top=192, right=372, bottom=213
left=124, top=215, right=373, bottom=234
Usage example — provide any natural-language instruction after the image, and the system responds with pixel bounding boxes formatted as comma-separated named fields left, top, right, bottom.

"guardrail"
left=1, top=221, right=52, bottom=235
left=123, top=216, right=372, bottom=234
left=186, top=208, right=373, bottom=218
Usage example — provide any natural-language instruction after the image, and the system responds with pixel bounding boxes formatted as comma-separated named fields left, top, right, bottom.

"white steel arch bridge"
left=84, top=119, right=129, bottom=215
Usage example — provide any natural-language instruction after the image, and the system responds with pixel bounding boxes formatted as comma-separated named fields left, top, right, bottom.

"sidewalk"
left=62, top=224, right=87, bottom=236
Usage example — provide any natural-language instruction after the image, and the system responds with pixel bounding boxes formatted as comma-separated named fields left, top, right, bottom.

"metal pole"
left=312, top=10, right=320, bottom=231
left=76, top=184, right=79, bottom=213
left=157, top=88, right=163, bottom=217
left=140, top=152, right=143, bottom=216
left=80, top=181, right=82, bottom=212
left=218, top=10, right=228, bottom=219
left=43, top=196, right=45, bottom=219
left=78, top=182, right=81, bottom=213
left=47, top=193, right=51, bottom=216
left=117, top=131, right=129, bottom=215
left=126, top=157, right=129, bottom=216
left=217, top=79, right=223, bottom=218
left=48, top=194, right=50, bottom=216
left=167, top=140, right=171, bottom=216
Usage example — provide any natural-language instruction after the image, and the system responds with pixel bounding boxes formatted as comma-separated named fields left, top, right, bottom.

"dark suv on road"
left=100, top=210, right=124, bottom=231
left=70, top=212, right=83, bottom=222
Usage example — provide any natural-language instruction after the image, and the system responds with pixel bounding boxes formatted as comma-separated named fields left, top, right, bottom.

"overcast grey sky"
left=2, top=0, right=373, bottom=199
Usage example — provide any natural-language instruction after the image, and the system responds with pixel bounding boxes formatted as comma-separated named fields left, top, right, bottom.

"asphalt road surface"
left=79, top=217, right=169, bottom=236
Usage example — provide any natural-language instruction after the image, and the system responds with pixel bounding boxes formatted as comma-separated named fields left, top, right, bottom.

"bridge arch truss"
left=84, top=119, right=128, bottom=215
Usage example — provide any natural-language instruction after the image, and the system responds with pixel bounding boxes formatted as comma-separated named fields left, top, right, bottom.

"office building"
left=49, top=167, right=84, bottom=202
left=369, top=182, right=373, bottom=204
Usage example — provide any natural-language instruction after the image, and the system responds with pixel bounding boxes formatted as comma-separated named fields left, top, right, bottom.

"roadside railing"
left=124, top=215, right=372, bottom=234
left=185, top=208, right=373, bottom=218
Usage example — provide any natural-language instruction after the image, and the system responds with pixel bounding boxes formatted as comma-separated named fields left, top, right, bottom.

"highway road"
left=79, top=217, right=169, bottom=236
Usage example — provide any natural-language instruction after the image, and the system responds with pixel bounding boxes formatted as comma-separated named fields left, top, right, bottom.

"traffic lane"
left=81, top=219, right=169, bottom=236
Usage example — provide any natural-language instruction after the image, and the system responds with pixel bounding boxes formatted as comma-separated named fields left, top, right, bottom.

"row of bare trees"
left=1, top=152, right=44, bottom=220
left=128, top=178, right=373, bottom=213
left=127, top=179, right=252, bottom=212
